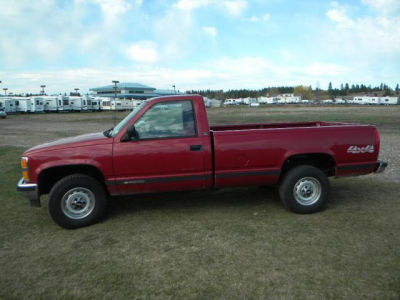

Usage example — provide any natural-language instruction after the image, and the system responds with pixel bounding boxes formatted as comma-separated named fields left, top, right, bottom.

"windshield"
left=110, top=101, right=147, bottom=137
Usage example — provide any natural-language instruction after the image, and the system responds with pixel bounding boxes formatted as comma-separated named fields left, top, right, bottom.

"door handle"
left=190, top=145, right=202, bottom=151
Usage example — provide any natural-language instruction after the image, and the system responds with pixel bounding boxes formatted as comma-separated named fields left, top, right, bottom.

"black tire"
left=48, top=174, right=107, bottom=229
left=279, top=165, right=330, bottom=214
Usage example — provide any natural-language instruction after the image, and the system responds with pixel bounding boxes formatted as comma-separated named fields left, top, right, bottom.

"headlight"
left=21, top=157, right=30, bottom=181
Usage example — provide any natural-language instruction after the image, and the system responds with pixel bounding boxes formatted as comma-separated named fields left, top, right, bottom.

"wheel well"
left=38, top=165, right=106, bottom=196
left=280, top=153, right=336, bottom=179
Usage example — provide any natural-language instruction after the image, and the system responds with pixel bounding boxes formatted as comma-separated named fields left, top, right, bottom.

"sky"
left=0, top=0, right=399, bottom=94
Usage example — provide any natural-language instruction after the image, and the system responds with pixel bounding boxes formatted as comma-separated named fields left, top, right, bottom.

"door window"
left=135, top=100, right=196, bottom=139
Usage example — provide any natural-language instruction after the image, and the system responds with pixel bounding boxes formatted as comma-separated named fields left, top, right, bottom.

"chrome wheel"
left=61, top=187, right=95, bottom=219
left=293, top=177, right=321, bottom=206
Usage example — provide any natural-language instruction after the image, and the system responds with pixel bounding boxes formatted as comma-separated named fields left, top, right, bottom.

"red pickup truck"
left=17, top=95, right=387, bottom=229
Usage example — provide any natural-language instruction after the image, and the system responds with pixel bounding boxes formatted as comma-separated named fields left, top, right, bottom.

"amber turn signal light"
left=21, top=157, right=28, bottom=169
left=22, top=170, right=30, bottom=181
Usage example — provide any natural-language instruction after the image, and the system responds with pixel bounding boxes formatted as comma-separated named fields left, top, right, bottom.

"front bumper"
left=374, top=161, right=388, bottom=174
left=16, top=178, right=40, bottom=207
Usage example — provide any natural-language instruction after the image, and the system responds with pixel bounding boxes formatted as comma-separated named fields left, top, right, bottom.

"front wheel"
left=48, top=174, right=107, bottom=229
left=279, top=165, right=330, bottom=214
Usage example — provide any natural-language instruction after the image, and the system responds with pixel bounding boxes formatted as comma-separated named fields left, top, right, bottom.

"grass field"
left=1, top=106, right=399, bottom=299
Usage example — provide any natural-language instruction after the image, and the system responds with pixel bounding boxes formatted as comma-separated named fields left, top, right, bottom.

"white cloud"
left=76, top=0, right=131, bottom=27
left=174, top=0, right=247, bottom=16
left=221, top=0, right=247, bottom=16
left=326, top=6, right=354, bottom=28
left=249, top=16, right=259, bottom=22
left=203, top=26, right=217, bottom=37
left=246, top=13, right=269, bottom=22
left=1, top=56, right=356, bottom=95
left=324, top=2, right=400, bottom=60
left=263, top=13, right=270, bottom=21
left=127, top=41, right=158, bottom=64
left=361, top=0, right=400, bottom=15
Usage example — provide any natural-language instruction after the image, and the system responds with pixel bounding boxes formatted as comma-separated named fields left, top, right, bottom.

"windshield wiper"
left=103, top=128, right=113, bottom=138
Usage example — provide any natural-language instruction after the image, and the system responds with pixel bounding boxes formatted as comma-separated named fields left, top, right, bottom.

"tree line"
left=187, top=83, right=400, bottom=100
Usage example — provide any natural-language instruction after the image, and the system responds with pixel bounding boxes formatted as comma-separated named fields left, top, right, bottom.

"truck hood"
left=25, top=132, right=112, bottom=154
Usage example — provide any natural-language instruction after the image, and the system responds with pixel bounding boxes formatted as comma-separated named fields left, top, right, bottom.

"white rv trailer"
left=380, top=97, right=398, bottom=105
left=30, top=97, right=45, bottom=112
left=277, top=94, right=301, bottom=104
left=258, top=96, right=278, bottom=104
left=322, top=99, right=334, bottom=104
left=43, top=96, right=60, bottom=112
left=100, top=98, right=112, bottom=110
left=57, top=95, right=71, bottom=111
left=334, top=98, right=346, bottom=104
left=13, top=97, right=32, bottom=112
left=91, top=97, right=102, bottom=111
left=0, top=98, right=16, bottom=113
left=83, top=95, right=101, bottom=111
left=68, top=96, right=85, bottom=111
left=224, top=99, right=235, bottom=105
left=352, top=96, right=398, bottom=105
left=110, top=99, right=133, bottom=110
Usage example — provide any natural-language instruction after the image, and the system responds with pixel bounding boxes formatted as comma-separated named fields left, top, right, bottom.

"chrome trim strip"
left=106, top=174, right=212, bottom=186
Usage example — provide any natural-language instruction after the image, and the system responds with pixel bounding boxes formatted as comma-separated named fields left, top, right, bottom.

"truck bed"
left=210, top=121, right=379, bottom=188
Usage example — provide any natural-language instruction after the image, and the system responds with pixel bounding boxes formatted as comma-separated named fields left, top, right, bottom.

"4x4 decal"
left=347, top=145, right=374, bottom=154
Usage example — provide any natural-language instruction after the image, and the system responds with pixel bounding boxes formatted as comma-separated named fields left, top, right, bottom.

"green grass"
left=1, top=147, right=399, bottom=299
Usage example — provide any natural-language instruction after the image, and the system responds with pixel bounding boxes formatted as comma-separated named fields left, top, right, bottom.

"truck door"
left=112, top=99, right=208, bottom=195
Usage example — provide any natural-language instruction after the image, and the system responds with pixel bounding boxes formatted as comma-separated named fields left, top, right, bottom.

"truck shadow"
left=106, top=186, right=281, bottom=219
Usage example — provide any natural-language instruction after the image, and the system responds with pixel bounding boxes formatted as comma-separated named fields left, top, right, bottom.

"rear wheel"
left=48, top=174, right=107, bottom=229
left=279, top=165, right=329, bottom=213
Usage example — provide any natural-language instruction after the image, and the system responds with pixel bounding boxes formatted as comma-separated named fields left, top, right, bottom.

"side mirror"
left=121, top=124, right=139, bottom=142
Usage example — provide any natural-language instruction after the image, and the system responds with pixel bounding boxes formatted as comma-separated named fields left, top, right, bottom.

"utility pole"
left=172, top=85, right=176, bottom=94
left=74, top=88, right=79, bottom=95
left=112, top=80, right=119, bottom=99
left=112, top=80, right=119, bottom=126
left=3, top=88, right=8, bottom=96
left=40, top=85, right=46, bottom=95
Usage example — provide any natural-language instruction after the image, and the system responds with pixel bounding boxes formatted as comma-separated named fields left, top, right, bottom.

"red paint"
left=22, top=95, right=382, bottom=196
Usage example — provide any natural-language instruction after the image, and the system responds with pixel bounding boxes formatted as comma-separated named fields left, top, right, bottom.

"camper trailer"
left=57, top=95, right=71, bottom=111
left=30, top=97, right=45, bottom=113
left=0, top=98, right=16, bottom=113
left=69, top=96, right=84, bottom=111
left=83, top=96, right=101, bottom=111
left=43, top=96, right=60, bottom=112
left=90, top=97, right=101, bottom=111
left=100, top=98, right=112, bottom=110
left=380, top=97, right=398, bottom=105
left=110, top=99, right=132, bottom=110
left=258, top=96, right=278, bottom=104
left=13, top=97, right=32, bottom=113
